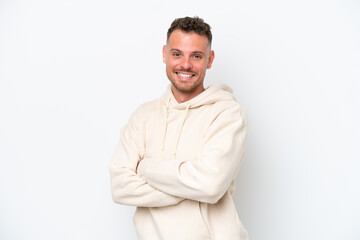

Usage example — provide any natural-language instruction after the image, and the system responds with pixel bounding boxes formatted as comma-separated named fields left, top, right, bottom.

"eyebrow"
left=170, top=48, right=206, bottom=55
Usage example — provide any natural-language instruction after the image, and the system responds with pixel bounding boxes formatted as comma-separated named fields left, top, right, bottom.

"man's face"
left=163, top=30, right=215, bottom=100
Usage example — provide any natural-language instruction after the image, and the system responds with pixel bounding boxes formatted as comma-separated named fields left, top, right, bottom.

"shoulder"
left=211, top=96, right=248, bottom=126
left=130, top=98, right=162, bottom=121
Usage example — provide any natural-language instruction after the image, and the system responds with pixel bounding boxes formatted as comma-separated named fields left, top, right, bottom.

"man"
left=110, top=16, right=248, bottom=240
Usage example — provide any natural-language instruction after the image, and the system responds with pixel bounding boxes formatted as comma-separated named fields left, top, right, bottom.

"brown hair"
left=167, top=16, right=212, bottom=46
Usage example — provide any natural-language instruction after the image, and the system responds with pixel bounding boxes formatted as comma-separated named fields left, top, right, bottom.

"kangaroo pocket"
left=138, top=199, right=211, bottom=240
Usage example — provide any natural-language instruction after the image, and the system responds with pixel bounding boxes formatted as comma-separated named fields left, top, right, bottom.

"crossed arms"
left=109, top=104, right=247, bottom=207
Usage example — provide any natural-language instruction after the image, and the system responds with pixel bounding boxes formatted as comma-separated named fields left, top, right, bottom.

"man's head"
left=167, top=16, right=212, bottom=48
left=163, top=16, right=215, bottom=103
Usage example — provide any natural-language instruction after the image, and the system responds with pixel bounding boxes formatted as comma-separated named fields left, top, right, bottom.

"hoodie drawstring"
left=162, top=98, right=191, bottom=157
left=173, top=104, right=190, bottom=158
left=161, top=97, right=171, bottom=151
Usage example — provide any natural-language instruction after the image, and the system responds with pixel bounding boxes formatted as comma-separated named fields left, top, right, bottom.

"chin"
left=173, top=81, right=202, bottom=94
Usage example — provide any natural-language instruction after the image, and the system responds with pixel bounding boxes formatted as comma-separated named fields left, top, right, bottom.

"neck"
left=171, top=85, right=205, bottom=103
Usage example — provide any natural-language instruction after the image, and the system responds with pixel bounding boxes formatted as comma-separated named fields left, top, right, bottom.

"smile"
left=176, top=72, right=195, bottom=78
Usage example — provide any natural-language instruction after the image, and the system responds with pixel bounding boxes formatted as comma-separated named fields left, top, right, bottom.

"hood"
left=161, top=83, right=235, bottom=110
left=160, top=83, right=236, bottom=157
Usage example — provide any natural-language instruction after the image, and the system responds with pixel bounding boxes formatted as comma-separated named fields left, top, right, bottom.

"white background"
left=1, top=0, right=359, bottom=239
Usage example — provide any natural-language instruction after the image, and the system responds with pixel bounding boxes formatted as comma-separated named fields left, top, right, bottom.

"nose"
left=180, top=57, right=192, bottom=70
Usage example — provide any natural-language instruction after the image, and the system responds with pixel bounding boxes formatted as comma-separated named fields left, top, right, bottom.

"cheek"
left=166, top=62, right=175, bottom=72
left=168, top=60, right=182, bottom=69
left=166, top=58, right=173, bottom=65
left=195, top=62, right=208, bottom=72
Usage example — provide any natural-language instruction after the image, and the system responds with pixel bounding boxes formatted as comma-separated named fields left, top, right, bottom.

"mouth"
left=176, top=72, right=195, bottom=78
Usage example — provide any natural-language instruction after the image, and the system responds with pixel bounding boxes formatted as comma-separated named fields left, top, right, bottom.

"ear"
left=162, top=45, right=167, bottom=63
left=207, top=50, right=215, bottom=69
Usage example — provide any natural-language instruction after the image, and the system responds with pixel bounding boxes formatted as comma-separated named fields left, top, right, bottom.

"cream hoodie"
left=110, top=84, right=248, bottom=240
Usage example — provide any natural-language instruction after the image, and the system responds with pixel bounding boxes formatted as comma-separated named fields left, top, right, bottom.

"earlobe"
left=162, top=45, right=167, bottom=63
left=207, top=50, right=215, bottom=69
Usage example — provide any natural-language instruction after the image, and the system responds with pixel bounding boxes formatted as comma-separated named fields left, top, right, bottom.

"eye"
left=172, top=53, right=181, bottom=57
left=193, top=55, right=202, bottom=59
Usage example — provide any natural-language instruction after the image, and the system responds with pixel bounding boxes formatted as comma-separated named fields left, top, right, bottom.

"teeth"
left=177, top=72, right=193, bottom=78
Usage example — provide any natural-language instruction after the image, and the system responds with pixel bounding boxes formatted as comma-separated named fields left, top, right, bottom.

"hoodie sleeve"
left=137, top=103, right=247, bottom=204
left=109, top=106, right=183, bottom=207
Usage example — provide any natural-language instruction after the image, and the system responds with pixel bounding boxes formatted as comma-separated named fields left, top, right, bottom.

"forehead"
left=167, top=30, right=210, bottom=51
